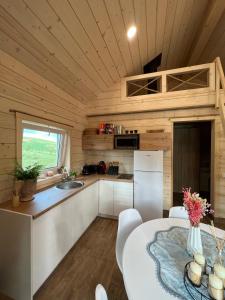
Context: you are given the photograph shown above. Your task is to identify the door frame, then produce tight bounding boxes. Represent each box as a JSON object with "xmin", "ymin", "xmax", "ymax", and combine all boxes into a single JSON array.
[{"xmin": 170, "ymin": 116, "xmax": 217, "ymax": 209}]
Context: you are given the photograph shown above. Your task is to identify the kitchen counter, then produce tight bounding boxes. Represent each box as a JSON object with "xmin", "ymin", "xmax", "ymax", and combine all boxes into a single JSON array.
[{"xmin": 0, "ymin": 174, "xmax": 133, "ymax": 219}]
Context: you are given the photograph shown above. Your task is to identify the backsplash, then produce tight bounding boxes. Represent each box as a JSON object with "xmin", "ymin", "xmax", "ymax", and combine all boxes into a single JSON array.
[{"xmin": 85, "ymin": 150, "xmax": 134, "ymax": 174}]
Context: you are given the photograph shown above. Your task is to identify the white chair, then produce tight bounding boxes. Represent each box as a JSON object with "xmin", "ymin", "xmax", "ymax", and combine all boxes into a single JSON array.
[
  {"xmin": 95, "ymin": 284, "xmax": 108, "ymax": 300},
  {"xmin": 169, "ymin": 206, "xmax": 189, "ymax": 219},
  {"xmin": 116, "ymin": 208, "xmax": 143, "ymax": 273}
]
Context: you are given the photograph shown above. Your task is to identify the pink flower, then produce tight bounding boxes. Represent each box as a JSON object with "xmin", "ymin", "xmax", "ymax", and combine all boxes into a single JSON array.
[{"xmin": 182, "ymin": 187, "xmax": 213, "ymax": 226}]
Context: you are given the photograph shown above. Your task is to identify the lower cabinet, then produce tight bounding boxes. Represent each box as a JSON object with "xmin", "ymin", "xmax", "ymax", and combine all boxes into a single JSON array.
[
  {"xmin": 113, "ymin": 182, "xmax": 134, "ymax": 216},
  {"xmin": 99, "ymin": 180, "xmax": 114, "ymax": 215},
  {"xmin": 99, "ymin": 180, "xmax": 133, "ymax": 217},
  {"xmin": 32, "ymin": 182, "xmax": 98, "ymax": 294}
]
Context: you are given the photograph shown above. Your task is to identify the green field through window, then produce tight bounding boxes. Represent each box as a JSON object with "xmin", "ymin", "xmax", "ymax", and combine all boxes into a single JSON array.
[{"xmin": 22, "ymin": 128, "xmax": 59, "ymax": 169}]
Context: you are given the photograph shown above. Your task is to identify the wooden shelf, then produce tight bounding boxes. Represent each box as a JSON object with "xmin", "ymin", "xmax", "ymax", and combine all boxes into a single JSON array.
[
  {"xmin": 82, "ymin": 134, "xmax": 114, "ymax": 150},
  {"xmin": 139, "ymin": 132, "xmax": 171, "ymax": 150}
]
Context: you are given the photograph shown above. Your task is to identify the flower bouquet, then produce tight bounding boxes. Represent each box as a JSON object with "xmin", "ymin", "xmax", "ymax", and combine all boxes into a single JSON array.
[{"xmin": 183, "ymin": 188, "xmax": 213, "ymax": 255}]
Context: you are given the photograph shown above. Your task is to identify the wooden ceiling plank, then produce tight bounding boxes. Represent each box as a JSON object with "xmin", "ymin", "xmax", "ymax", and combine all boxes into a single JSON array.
[
  {"xmin": 166, "ymin": 0, "xmax": 186, "ymax": 69},
  {"xmin": 156, "ymin": 0, "xmax": 168, "ymax": 57},
  {"xmin": 120, "ymin": 0, "xmax": 142, "ymax": 74},
  {"xmin": 188, "ymin": 0, "xmax": 225, "ymax": 65},
  {"xmin": 48, "ymin": 0, "xmax": 114, "ymax": 89},
  {"xmin": 146, "ymin": 0, "xmax": 157, "ymax": 63},
  {"xmin": 0, "ymin": 28, "xmax": 91, "ymax": 104},
  {"xmin": 180, "ymin": 0, "xmax": 208, "ymax": 67},
  {"xmin": 133, "ymin": 0, "xmax": 148, "ymax": 67},
  {"xmin": 160, "ymin": 0, "xmax": 178, "ymax": 69},
  {"xmin": 104, "ymin": 0, "xmax": 134, "ymax": 75},
  {"xmin": 87, "ymin": 0, "xmax": 127, "ymax": 78},
  {"xmin": 0, "ymin": 0, "xmax": 98, "ymax": 98},
  {"xmin": 200, "ymin": 11, "xmax": 225, "ymax": 68},
  {"xmin": 24, "ymin": 0, "xmax": 103, "ymax": 94},
  {"xmin": 68, "ymin": 0, "xmax": 120, "ymax": 83},
  {"xmin": 169, "ymin": 0, "xmax": 193, "ymax": 68},
  {"xmin": 0, "ymin": 7, "xmax": 92, "ymax": 103}
]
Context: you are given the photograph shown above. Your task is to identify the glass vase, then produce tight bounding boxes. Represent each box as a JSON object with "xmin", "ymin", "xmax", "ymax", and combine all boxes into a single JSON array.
[{"xmin": 187, "ymin": 224, "xmax": 203, "ymax": 256}]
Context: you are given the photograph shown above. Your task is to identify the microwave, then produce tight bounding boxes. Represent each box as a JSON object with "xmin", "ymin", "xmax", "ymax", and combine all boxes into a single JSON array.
[{"xmin": 114, "ymin": 134, "xmax": 139, "ymax": 150}]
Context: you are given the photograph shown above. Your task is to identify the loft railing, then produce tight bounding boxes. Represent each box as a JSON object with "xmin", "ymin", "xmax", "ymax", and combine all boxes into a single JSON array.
[
  {"xmin": 122, "ymin": 59, "xmax": 225, "ymax": 133},
  {"xmin": 215, "ymin": 57, "xmax": 225, "ymax": 134},
  {"xmin": 122, "ymin": 63, "xmax": 215, "ymax": 99}
]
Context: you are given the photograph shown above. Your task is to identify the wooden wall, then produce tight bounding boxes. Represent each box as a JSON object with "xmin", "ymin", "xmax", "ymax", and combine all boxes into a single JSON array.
[
  {"xmin": 87, "ymin": 89, "xmax": 225, "ymax": 216},
  {"xmin": 0, "ymin": 49, "xmax": 87, "ymax": 203}
]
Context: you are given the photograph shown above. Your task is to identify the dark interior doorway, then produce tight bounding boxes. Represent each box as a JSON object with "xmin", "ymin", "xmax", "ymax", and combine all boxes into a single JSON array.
[{"xmin": 173, "ymin": 121, "xmax": 211, "ymax": 206}]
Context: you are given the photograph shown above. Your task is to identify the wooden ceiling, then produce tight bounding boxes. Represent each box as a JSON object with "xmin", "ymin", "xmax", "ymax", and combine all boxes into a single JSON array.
[{"xmin": 0, "ymin": 0, "xmax": 224, "ymax": 103}]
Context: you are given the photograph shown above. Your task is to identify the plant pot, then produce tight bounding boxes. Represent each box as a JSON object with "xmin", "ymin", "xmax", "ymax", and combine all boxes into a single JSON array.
[
  {"xmin": 187, "ymin": 224, "xmax": 203, "ymax": 256},
  {"xmin": 20, "ymin": 179, "xmax": 37, "ymax": 202}
]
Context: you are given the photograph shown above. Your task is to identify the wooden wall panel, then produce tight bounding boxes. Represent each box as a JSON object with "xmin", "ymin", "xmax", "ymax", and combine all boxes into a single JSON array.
[
  {"xmin": 87, "ymin": 89, "xmax": 225, "ymax": 216},
  {"xmin": 214, "ymin": 119, "xmax": 225, "ymax": 218},
  {"xmin": 0, "ymin": 50, "xmax": 87, "ymax": 204}
]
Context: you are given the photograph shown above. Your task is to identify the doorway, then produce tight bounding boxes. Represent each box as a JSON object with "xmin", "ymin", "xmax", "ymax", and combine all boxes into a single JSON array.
[{"xmin": 173, "ymin": 121, "xmax": 211, "ymax": 206}]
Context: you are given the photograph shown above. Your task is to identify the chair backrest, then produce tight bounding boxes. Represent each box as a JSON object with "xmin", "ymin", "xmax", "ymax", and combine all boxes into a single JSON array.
[
  {"xmin": 95, "ymin": 284, "xmax": 108, "ymax": 300},
  {"xmin": 116, "ymin": 208, "xmax": 143, "ymax": 273},
  {"xmin": 169, "ymin": 206, "xmax": 189, "ymax": 219}
]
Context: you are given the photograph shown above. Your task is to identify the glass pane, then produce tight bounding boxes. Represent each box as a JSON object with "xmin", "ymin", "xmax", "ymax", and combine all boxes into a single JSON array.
[{"xmin": 22, "ymin": 128, "xmax": 59, "ymax": 169}]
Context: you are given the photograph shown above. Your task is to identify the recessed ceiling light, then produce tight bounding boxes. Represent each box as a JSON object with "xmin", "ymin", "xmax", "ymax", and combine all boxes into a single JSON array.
[{"xmin": 127, "ymin": 25, "xmax": 137, "ymax": 39}]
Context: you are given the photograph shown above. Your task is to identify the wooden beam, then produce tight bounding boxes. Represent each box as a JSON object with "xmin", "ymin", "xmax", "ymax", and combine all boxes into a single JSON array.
[{"xmin": 188, "ymin": 0, "xmax": 225, "ymax": 65}]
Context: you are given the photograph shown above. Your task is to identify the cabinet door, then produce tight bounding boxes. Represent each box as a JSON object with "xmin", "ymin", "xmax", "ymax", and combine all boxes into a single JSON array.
[
  {"xmin": 99, "ymin": 180, "xmax": 114, "ymax": 215},
  {"xmin": 139, "ymin": 132, "xmax": 171, "ymax": 150},
  {"xmin": 32, "ymin": 198, "xmax": 73, "ymax": 293},
  {"xmin": 113, "ymin": 182, "xmax": 133, "ymax": 216},
  {"xmin": 82, "ymin": 134, "xmax": 114, "ymax": 150},
  {"xmin": 71, "ymin": 182, "xmax": 99, "ymax": 243}
]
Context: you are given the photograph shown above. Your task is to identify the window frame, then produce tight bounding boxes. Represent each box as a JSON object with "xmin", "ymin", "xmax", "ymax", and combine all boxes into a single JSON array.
[{"xmin": 16, "ymin": 113, "xmax": 71, "ymax": 190}]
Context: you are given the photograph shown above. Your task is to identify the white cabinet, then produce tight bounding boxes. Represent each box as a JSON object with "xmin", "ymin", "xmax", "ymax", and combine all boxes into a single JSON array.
[
  {"xmin": 99, "ymin": 180, "xmax": 133, "ymax": 217},
  {"xmin": 99, "ymin": 180, "xmax": 114, "ymax": 215},
  {"xmin": 72, "ymin": 182, "xmax": 98, "ymax": 242},
  {"xmin": 113, "ymin": 182, "xmax": 134, "ymax": 216},
  {"xmin": 32, "ymin": 183, "xmax": 98, "ymax": 294},
  {"xmin": 32, "ymin": 197, "xmax": 74, "ymax": 293}
]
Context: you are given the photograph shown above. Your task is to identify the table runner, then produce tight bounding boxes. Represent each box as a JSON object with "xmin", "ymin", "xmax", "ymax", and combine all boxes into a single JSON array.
[{"xmin": 146, "ymin": 226, "xmax": 225, "ymax": 299}]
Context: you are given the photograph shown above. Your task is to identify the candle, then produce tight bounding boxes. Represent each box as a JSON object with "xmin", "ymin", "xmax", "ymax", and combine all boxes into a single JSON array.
[
  {"xmin": 214, "ymin": 263, "xmax": 225, "ymax": 288},
  {"xmin": 188, "ymin": 261, "xmax": 202, "ymax": 286},
  {"xmin": 208, "ymin": 274, "xmax": 223, "ymax": 300},
  {"xmin": 194, "ymin": 253, "xmax": 206, "ymax": 272}
]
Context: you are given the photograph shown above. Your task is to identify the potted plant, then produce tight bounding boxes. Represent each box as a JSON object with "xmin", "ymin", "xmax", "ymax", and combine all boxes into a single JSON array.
[
  {"xmin": 69, "ymin": 170, "xmax": 77, "ymax": 180},
  {"xmin": 14, "ymin": 163, "xmax": 42, "ymax": 202}
]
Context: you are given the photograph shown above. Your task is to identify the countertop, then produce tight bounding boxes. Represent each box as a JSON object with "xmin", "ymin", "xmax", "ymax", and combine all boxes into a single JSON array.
[{"xmin": 0, "ymin": 174, "xmax": 133, "ymax": 219}]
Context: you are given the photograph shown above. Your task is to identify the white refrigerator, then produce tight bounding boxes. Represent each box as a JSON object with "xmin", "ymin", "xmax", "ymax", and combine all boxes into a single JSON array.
[{"xmin": 134, "ymin": 151, "xmax": 163, "ymax": 221}]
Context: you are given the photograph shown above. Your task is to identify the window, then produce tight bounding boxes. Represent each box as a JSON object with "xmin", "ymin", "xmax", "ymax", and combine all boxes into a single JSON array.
[
  {"xmin": 22, "ymin": 128, "xmax": 60, "ymax": 169},
  {"xmin": 16, "ymin": 113, "xmax": 70, "ymax": 183},
  {"xmin": 20, "ymin": 120, "xmax": 69, "ymax": 174}
]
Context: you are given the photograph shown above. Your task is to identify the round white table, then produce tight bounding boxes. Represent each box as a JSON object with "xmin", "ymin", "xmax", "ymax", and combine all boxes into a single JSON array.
[{"xmin": 122, "ymin": 218, "xmax": 225, "ymax": 300}]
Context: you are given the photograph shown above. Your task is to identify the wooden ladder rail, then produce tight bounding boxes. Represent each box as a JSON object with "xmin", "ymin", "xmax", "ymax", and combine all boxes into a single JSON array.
[{"xmin": 215, "ymin": 57, "xmax": 225, "ymax": 134}]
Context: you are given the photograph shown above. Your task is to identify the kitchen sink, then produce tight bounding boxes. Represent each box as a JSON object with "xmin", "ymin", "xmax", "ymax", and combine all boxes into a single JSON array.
[{"xmin": 56, "ymin": 181, "xmax": 84, "ymax": 190}]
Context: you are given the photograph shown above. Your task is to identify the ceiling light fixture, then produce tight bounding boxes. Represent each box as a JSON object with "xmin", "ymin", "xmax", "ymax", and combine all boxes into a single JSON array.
[{"xmin": 127, "ymin": 25, "xmax": 137, "ymax": 39}]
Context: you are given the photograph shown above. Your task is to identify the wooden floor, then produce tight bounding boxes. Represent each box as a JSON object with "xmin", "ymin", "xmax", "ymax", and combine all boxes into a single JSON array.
[{"xmin": 34, "ymin": 217, "xmax": 127, "ymax": 300}]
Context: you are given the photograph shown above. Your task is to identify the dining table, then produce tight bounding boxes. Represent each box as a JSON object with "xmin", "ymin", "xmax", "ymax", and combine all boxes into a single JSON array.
[{"xmin": 122, "ymin": 218, "xmax": 225, "ymax": 300}]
